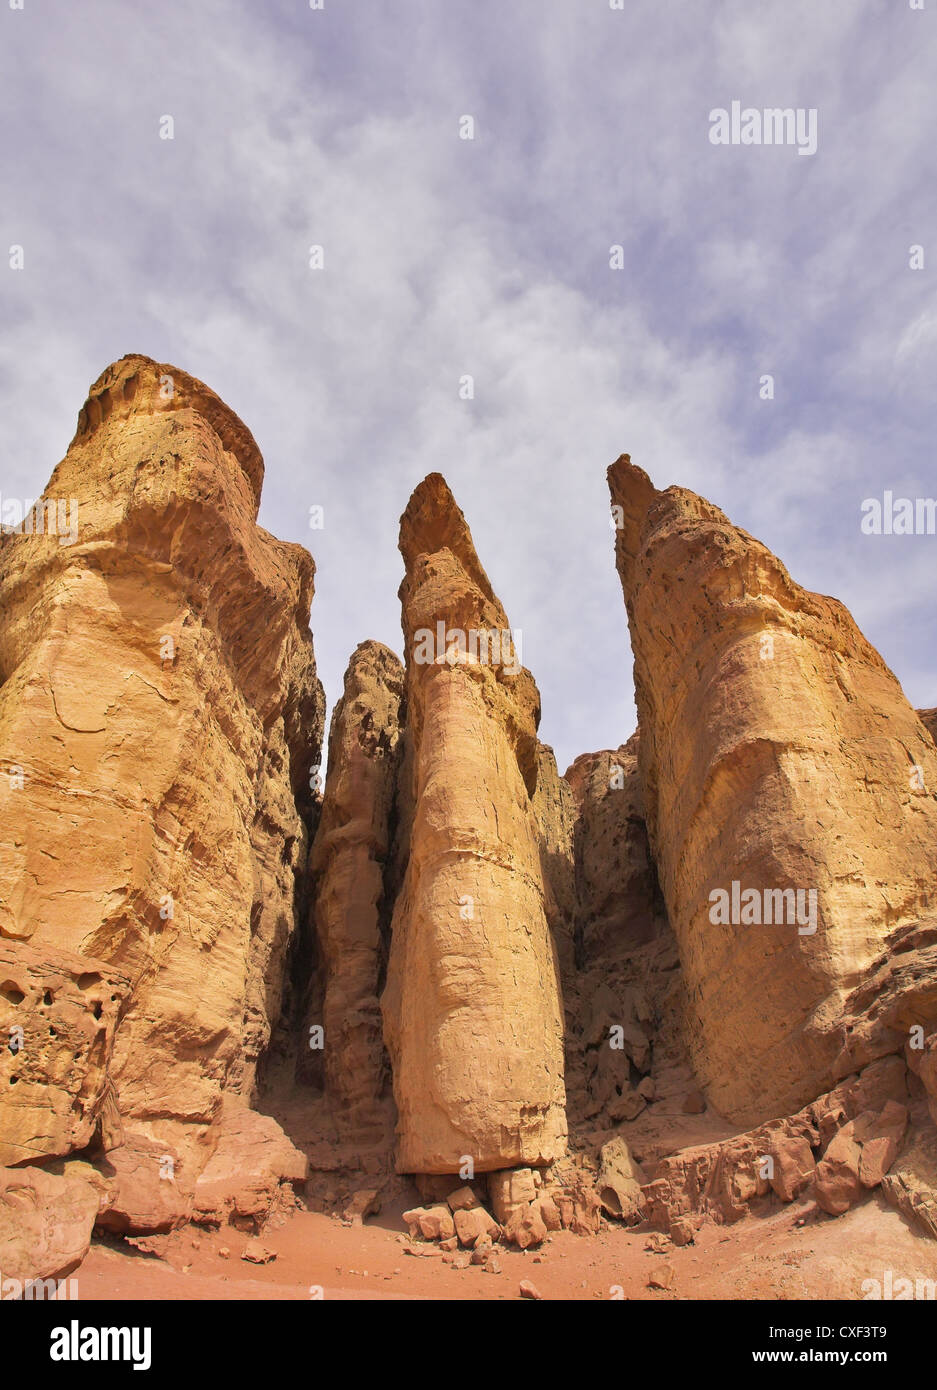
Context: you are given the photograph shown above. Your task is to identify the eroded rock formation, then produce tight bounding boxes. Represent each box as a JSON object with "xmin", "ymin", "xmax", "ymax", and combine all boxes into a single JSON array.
[
  {"xmin": 381, "ymin": 474, "xmax": 567, "ymax": 1173},
  {"xmin": 2, "ymin": 382, "xmax": 936, "ymax": 1284},
  {"xmin": 303, "ymin": 640, "xmax": 404, "ymax": 1143},
  {"xmin": 0, "ymin": 939, "xmax": 129, "ymax": 1167},
  {"xmin": 0, "ymin": 356, "xmax": 324, "ymax": 1187},
  {"xmin": 641, "ymin": 1056, "xmax": 909, "ymax": 1238},
  {"xmin": 608, "ymin": 454, "xmax": 937, "ymax": 1126}
]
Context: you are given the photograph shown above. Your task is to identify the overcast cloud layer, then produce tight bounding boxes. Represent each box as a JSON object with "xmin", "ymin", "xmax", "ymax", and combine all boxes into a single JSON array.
[{"xmin": 1, "ymin": 0, "xmax": 935, "ymax": 772}]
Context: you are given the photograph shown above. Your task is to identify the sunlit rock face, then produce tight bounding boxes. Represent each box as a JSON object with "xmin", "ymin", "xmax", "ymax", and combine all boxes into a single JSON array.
[
  {"xmin": 608, "ymin": 454, "xmax": 937, "ymax": 1126},
  {"xmin": 0, "ymin": 355, "xmax": 325, "ymax": 1168},
  {"xmin": 381, "ymin": 474, "xmax": 567, "ymax": 1174}
]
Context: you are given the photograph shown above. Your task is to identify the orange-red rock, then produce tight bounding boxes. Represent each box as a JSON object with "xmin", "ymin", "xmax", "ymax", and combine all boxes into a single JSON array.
[
  {"xmin": 918, "ymin": 708, "xmax": 937, "ymax": 744},
  {"xmin": 0, "ymin": 939, "xmax": 129, "ymax": 1167},
  {"xmin": 0, "ymin": 1162, "xmax": 103, "ymax": 1283}
]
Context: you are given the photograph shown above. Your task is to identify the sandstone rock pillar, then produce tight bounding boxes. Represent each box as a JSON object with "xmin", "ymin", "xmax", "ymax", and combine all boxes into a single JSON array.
[
  {"xmin": 305, "ymin": 640, "xmax": 404, "ymax": 1141},
  {"xmin": 0, "ymin": 356, "xmax": 324, "ymax": 1166},
  {"xmin": 381, "ymin": 475, "xmax": 566, "ymax": 1173},
  {"xmin": 608, "ymin": 454, "xmax": 937, "ymax": 1125}
]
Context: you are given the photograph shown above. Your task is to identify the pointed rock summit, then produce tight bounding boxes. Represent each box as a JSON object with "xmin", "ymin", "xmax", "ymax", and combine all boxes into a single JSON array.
[{"xmin": 382, "ymin": 474, "xmax": 567, "ymax": 1173}]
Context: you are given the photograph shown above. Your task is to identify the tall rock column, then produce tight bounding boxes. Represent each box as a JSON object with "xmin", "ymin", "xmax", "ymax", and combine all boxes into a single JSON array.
[
  {"xmin": 0, "ymin": 355, "xmax": 324, "ymax": 1167},
  {"xmin": 608, "ymin": 455, "xmax": 937, "ymax": 1126},
  {"xmin": 305, "ymin": 640, "xmax": 404, "ymax": 1143},
  {"xmin": 381, "ymin": 474, "xmax": 566, "ymax": 1174}
]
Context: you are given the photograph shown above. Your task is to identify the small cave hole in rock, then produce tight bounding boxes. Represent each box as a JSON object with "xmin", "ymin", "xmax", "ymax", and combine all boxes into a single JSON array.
[{"xmin": 0, "ymin": 982, "xmax": 25, "ymax": 1006}]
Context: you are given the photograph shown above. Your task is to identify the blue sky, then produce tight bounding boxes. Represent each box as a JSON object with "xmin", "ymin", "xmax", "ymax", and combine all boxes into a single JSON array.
[{"xmin": 2, "ymin": 0, "xmax": 935, "ymax": 771}]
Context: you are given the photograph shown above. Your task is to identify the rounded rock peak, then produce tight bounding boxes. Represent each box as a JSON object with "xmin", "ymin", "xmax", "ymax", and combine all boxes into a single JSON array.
[{"xmin": 73, "ymin": 354, "xmax": 265, "ymax": 511}]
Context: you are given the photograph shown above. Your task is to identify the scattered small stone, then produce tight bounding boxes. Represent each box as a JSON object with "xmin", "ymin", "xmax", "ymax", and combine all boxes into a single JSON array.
[
  {"xmin": 519, "ymin": 1279, "xmax": 542, "ymax": 1300},
  {"xmin": 648, "ymin": 1263, "xmax": 675, "ymax": 1291},
  {"xmin": 241, "ymin": 1240, "xmax": 276, "ymax": 1265},
  {"xmin": 218, "ymin": 1247, "xmax": 230, "ymax": 1259}
]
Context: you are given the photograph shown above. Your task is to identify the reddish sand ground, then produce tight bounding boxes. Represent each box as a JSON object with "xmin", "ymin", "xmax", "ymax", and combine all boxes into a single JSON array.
[{"xmin": 74, "ymin": 1189, "xmax": 937, "ymax": 1302}]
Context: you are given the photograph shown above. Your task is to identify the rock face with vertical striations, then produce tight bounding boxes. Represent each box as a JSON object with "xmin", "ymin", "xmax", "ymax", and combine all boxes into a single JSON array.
[
  {"xmin": 304, "ymin": 639, "xmax": 404, "ymax": 1143},
  {"xmin": 381, "ymin": 474, "xmax": 567, "ymax": 1174},
  {"xmin": 531, "ymin": 742, "xmax": 578, "ymax": 980},
  {"xmin": 607, "ymin": 454, "xmax": 937, "ymax": 1127},
  {"xmin": 0, "ymin": 355, "xmax": 325, "ymax": 1171}
]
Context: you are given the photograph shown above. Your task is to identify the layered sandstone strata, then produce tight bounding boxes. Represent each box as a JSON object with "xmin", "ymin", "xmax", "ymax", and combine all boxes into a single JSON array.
[
  {"xmin": 0, "ymin": 355, "xmax": 324, "ymax": 1169},
  {"xmin": 381, "ymin": 474, "xmax": 567, "ymax": 1173},
  {"xmin": 642, "ymin": 1056, "xmax": 909, "ymax": 1236},
  {"xmin": 304, "ymin": 640, "xmax": 404, "ymax": 1141},
  {"xmin": 608, "ymin": 455, "xmax": 937, "ymax": 1125}
]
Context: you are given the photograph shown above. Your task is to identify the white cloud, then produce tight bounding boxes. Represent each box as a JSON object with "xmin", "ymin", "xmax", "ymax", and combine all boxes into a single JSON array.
[{"xmin": 1, "ymin": 0, "xmax": 934, "ymax": 770}]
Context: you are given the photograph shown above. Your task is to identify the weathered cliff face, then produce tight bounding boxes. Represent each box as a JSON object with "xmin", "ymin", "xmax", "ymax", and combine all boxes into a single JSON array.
[
  {"xmin": 566, "ymin": 734, "xmax": 666, "ymax": 962},
  {"xmin": 304, "ymin": 640, "xmax": 404, "ymax": 1144},
  {"xmin": 0, "ymin": 355, "xmax": 324, "ymax": 1171},
  {"xmin": 554, "ymin": 735, "xmax": 694, "ymax": 1140},
  {"xmin": 607, "ymin": 454, "xmax": 937, "ymax": 1126},
  {"xmin": 4, "ymin": 386, "xmax": 935, "ymax": 1283},
  {"xmin": 0, "ymin": 940, "xmax": 129, "ymax": 1167},
  {"xmin": 919, "ymin": 709, "xmax": 937, "ymax": 745},
  {"xmin": 381, "ymin": 474, "xmax": 567, "ymax": 1174},
  {"xmin": 531, "ymin": 742, "xmax": 577, "ymax": 978}
]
